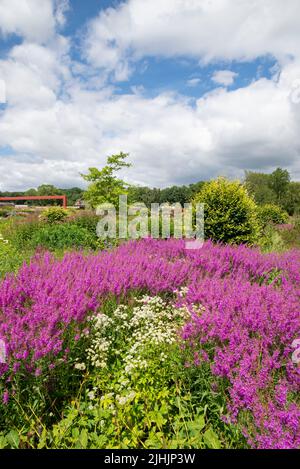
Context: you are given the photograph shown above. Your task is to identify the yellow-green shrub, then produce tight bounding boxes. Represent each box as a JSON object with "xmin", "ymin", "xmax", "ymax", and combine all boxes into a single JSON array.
[{"xmin": 193, "ymin": 178, "xmax": 260, "ymax": 245}]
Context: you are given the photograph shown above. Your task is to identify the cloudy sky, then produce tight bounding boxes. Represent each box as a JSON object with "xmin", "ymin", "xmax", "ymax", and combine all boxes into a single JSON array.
[{"xmin": 0, "ymin": 0, "xmax": 300, "ymax": 191}]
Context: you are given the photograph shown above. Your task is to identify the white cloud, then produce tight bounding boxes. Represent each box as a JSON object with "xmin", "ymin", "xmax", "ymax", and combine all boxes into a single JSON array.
[
  {"xmin": 1, "ymin": 0, "xmax": 300, "ymax": 190},
  {"xmin": 1, "ymin": 61, "xmax": 300, "ymax": 190},
  {"xmin": 187, "ymin": 78, "xmax": 201, "ymax": 87},
  {"xmin": 0, "ymin": 78, "xmax": 6, "ymax": 103},
  {"xmin": 0, "ymin": 0, "xmax": 69, "ymax": 43},
  {"xmin": 84, "ymin": 0, "xmax": 300, "ymax": 78},
  {"xmin": 212, "ymin": 70, "xmax": 238, "ymax": 87}
]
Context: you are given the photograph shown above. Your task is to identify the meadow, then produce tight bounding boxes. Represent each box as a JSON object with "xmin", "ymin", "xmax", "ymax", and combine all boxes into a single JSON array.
[{"xmin": 0, "ymin": 181, "xmax": 300, "ymax": 450}]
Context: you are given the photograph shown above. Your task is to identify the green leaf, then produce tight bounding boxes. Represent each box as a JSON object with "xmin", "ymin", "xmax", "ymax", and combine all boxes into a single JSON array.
[
  {"xmin": 6, "ymin": 430, "xmax": 20, "ymax": 449},
  {"xmin": 203, "ymin": 428, "xmax": 221, "ymax": 449}
]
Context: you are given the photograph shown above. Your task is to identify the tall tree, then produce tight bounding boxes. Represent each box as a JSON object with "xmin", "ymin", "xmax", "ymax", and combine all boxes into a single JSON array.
[
  {"xmin": 269, "ymin": 168, "xmax": 290, "ymax": 204},
  {"xmin": 81, "ymin": 152, "xmax": 131, "ymax": 208},
  {"xmin": 244, "ymin": 171, "xmax": 276, "ymax": 205}
]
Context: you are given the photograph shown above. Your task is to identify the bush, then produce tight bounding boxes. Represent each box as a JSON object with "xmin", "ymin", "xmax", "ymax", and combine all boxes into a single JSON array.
[
  {"xmin": 256, "ymin": 204, "xmax": 289, "ymax": 227},
  {"xmin": 0, "ymin": 241, "xmax": 26, "ymax": 277},
  {"xmin": 193, "ymin": 178, "xmax": 260, "ymax": 244},
  {"xmin": 40, "ymin": 207, "xmax": 69, "ymax": 224},
  {"xmin": 258, "ymin": 225, "xmax": 285, "ymax": 253},
  {"xmin": 0, "ymin": 206, "xmax": 14, "ymax": 218},
  {"xmin": 71, "ymin": 213, "xmax": 99, "ymax": 235},
  {"xmin": 30, "ymin": 223, "xmax": 98, "ymax": 250}
]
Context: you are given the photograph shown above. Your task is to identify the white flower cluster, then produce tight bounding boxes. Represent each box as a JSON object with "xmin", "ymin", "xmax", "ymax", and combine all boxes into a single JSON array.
[
  {"xmin": 87, "ymin": 313, "xmax": 114, "ymax": 369},
  {"xmin": 78, "ymin": 294, "xmax": 194, "ymax": 409},
  {"xmin": 122, "ymin": 296, "xmax": 190, "ymax": 375},
  {"xmin": 83, "ymin": 295, "xmax": 190, "ymax": 375}
]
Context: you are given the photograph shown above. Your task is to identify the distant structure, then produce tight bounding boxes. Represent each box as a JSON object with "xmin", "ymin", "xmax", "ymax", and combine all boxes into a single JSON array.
[
  {"xmin": 0, "ymin": 202, "xmax": 14, "ymax": 207},
  {"xmin": 74, "ymin": 199, "xmax": 85, "ymax": 209},
  {"xmin": 0, "ymin": 195, "xmax": 67, "ymax": 208}
]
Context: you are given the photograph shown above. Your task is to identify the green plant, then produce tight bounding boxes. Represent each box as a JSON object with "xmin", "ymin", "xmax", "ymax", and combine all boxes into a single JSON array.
[
  {"xmin": 40, "ymin": 207, "xmax": 69, "ymax": 224},
  {"xmin": 0, "ymin": 240, "xmax": 27, "ymax": 278},
  {"xmin": 193, "ymin": 178, "xmax": 260, "ymax": 245},
  {"xmin": 81, "ymin": 152, "xmax": 131, "ymax": 209},
  {"xmin": 258, "ymin": 226, "xmax": 285, "ymax": 253},
  {"xmin": 0, "ymin": 206, "xmax": 14, "ymax": 218},
  {"xmin": 256, "ymin": 204, "xmax": 288, "ymax": 227},
  {"xmin": 30, "ymin": 223, "xmax": 98, "ymax": 250}
]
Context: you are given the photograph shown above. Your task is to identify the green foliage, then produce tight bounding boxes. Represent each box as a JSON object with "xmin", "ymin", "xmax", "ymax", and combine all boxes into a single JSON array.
[
  {"xmin": 40, "ymin": 207, "xmax": 69, "ymax": 224},
  {"xmin": 0, "ymin": 240, "xmax": 26, "ymax": 278},
  {"xmin": 269, "ymin": 168, "xmax": 290, "ymax": 204},
  {"xmin": 0, "ymin": 294, "xmax": 244, "ymax": 449},
  {"xmin": 0, "ymin": 206, "xmax": 14, "ymax": 218},
  {"xmin": 281, "ymin": 182, "xmax": 300, "ymax": 215},
  {"xmin": 37, "ymin": 296, "xmax": 243, "ymax": 449},
  {"xmin": 258, "ymin": 225, "xmax": 285, "ymax": 253},
  {"xmin": 30, "ymin": 224, "xmax": 98, "ymax": 250},
  {"xmin": 81, "ymin": 152, "xmax": 131, "ymax": 209},
  {"xmin": 244, "ymin": 171, "xmax": 276, "ymax": 205},
  {"xmin": 71, "ymin": 213, "xmax": 99, "ymax": 234},
  {"xmin": 128, "ymin": 182, "xmax": 205, "ymax": 208},
  {"xmin": 256, "ymin": 204, "xmax": 289, "ymax": 227},
  {"xmin": 194, "ymin": 177, "xmax": 260, "ymax": 245},
  {"xmin": 245, "ymin": 168, "xmax": 300, "ymax": 216}
]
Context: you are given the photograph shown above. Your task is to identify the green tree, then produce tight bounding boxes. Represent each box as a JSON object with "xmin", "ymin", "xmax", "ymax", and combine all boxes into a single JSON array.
[
  {"xmin": 244, "ymin": 171, "xmax": 276, "ymax": 205},
  {"xmin": 269, "ymin": 168, "xmax": 290, "ymax": 205},
  {"xmin": 281, "ymin": 181, "xmax": 300, "ymax": 215},
  {"xmin": 194, "ymin": 177, "xmax": 260, "ymax": 245},
  {"xmin": 81, "ymin": 152, "xmax": 131, "ymax": 208}
]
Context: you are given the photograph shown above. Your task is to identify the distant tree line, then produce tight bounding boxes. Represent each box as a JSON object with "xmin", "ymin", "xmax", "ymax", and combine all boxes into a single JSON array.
[
  {"xmin": 1, "ymin": 167, "xmax": 300, "ymax": 214},
  {"xmin": 244, "ymin": 168, "xmax": 300, "ymax": 215},
  {"xmin": 0, "ymin": 185, "xmax": 84, "ymax": 206}
]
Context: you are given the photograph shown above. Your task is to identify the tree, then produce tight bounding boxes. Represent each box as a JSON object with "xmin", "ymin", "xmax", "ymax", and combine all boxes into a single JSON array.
[
  {"xmin": 269, "ymin": 168, "xmax": 290, "ymax": 205},
  {"xmin": 281, "ymin": 182, "xmax": 300, "ymax": 215},
  {"xmin": 194, "ymin": 177, "xmax": 260, "ymax": 245},
  {"xmin": 244, "ymin": 171, "xmax": 276, "ymax": 205},
  {"xmin": 36, "ymin": 184, "xmax": 62, "ymax": 206},
  {"xmin": 81, "ymin": 152, "xmax": 131, "ymax": 208}
]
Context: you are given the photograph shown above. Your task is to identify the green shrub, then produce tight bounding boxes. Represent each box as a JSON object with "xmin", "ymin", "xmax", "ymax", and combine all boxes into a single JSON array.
[
  {"xmin": 30, "ymin": 223, "xmax": 98, "ymax": 250},
  {"xmin": 256, "ymin": 204, "xmax": 289, "ymax": 227},
  {"xmin": 71, "ymin": 213, "xmax": 99, "ymax": 235},
  {"xmin": 0, "ymin": 241, "xmax": 27, "ymax": 277},
  {"xmin": 40, "ymin": 207, "xmax": 69, "ymax": 224},
  {"xmin": 4, "ymin": 219, "xmax": 41, "ymax": 249},
  {"xmin": 258, "ymin": 225, "xmax": 285, "ymax": 253},
  {"xmin": 0, "ymin": 206, "xmax": 14, "ymax": 218},
  {"xmin": 193, "ymin": 178, "xmax": 260, "ymax": 245}
]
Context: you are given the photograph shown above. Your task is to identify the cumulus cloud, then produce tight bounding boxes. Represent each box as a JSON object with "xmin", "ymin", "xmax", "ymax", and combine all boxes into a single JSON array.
[
  {"xmin": 84, "ymin": 0, "xmax": 300, "ymax": 78},
  {"xmin": 0, "ymin": 0, "xmax": 69, "ymax": 43},
  {"xmin": 1, "ymin": 0, "xmax": 300, "ymax": 190},
  {"xmin": 212, "ymin": 70, "xmax": 238, "ymax": 87}
]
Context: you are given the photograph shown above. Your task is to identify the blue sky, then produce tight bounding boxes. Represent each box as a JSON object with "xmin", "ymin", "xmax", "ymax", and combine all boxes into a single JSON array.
[{"xmin": 0, "ymin": 0, "xmax": 300, "ymax": 190}]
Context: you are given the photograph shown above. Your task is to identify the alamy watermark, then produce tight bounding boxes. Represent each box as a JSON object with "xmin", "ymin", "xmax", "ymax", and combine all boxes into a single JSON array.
[
  {"xmin": 0, "ymin": 339, "xmax": 6, "ymax": 364},
  {"xmin": 292, "ymin": 338, "xmax": 300, "ymax": 365},
  {"xmin": 96, "ymin": 195, "xmax": 204, "ymax": 250}
]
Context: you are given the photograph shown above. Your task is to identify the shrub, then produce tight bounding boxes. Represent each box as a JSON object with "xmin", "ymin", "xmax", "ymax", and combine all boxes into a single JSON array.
[
  {"xmin": 0, "ymin": 206, "xmax": 14, "ymax": 218},
  {"xmin": 4, "ymin": 219, "xmax": 41, "ymax": 249},
  {"xmin": 193, "ymin": 178, "xmax": 260, "ymax": 244},
  {"xmin": 71, "ymin": 213, "xmax": 99, "ymax": 235},
  {"xmin": 40, "ymin": 207, "xmax": 69, "ymax": 224},
  {"xmin": 30, "ymin": 223, "xmax": 98, "ymax": 250},
  {"xmin": 258, "ymin": 225, "xmax": 285, "ymax": 253},
  {"xmin": 0, "ymin": 241, "xmax": 26, "ymax": 278},
  {"xmin": 256, "ymin": 204, "xmax": 289, "ymax": 227}
]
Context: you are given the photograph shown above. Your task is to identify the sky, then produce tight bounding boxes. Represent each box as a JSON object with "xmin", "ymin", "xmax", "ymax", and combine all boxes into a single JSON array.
[{"xmin": 0, "ymin": 0, "xmax": 300, "ymax": 191}]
